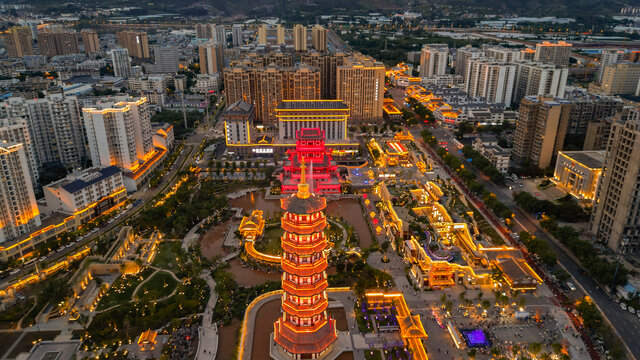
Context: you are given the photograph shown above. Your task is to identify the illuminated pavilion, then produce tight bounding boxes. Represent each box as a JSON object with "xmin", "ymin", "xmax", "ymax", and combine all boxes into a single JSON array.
[
  {"xmin": 273, "ymin": 161, "xmax": 337, "ymax": 359},
  {"xmin": 280, "ymin": 128, "xmax": 341, "ymax": 195}
]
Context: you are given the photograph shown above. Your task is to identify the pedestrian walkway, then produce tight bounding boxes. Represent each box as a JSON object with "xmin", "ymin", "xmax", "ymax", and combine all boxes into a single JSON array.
[{"xmin": 196, "ymin": 271, "xmax": 218, "ymax": 360}]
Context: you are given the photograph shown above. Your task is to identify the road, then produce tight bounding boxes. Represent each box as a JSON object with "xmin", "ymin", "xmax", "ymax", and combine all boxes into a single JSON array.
[{"xmin": 425, "ymin": 126, "xmax": 640, "ymax": 359}]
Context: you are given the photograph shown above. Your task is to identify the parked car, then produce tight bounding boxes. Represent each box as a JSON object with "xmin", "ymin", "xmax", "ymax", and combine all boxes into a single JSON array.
[
  {"xmin": 629, "ymin": 307, "xmax": 636, "ymax": 314},
  {"xmin": 567, "ymin": 282, "xmax": 577, "ymax": 291},
  {"xmin": 621, "ymin": 303, "xmax": 628, "ymax": 310}
]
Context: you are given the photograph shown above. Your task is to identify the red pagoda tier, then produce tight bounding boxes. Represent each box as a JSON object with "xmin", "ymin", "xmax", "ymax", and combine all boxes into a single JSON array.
[
  {"xmin": 274, "ymin": 162, "xmax": 337, "ymax": 359},
  {"xmin": 280, "ymin": 128, "xmax": 341, "ymax": 195}
]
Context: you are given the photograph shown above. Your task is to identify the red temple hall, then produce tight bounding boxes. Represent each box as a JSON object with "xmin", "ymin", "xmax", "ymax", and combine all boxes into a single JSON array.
[
  {"xmin": 274, "ymin": 162, "xmax": 337, "ymax": 359},
  {"xmin": 280, "ymin": 128, "xmax": 341, "ymax": 195}
]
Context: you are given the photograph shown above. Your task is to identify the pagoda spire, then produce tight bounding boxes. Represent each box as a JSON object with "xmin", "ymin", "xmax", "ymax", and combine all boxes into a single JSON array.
[{"xmin": 297, "ymin": 159, "xmax": 310, "ymax": 199}]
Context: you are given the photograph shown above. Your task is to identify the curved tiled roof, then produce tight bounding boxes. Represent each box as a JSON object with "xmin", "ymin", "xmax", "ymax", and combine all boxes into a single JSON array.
[{"xmin": 281, "ymin": 193, "xmax": 326, "ymax": 214}]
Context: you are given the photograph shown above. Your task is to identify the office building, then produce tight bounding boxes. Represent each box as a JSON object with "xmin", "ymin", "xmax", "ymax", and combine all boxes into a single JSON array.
[
  {"xmin": 311, "ymin": 25, "xmax": 327, "ymax": 52},
  {"xmin": 43, "ymin": 166, "xmax": 126, "ymax": 222},
  {"xmin": 465, "ymin": 59, "xmax": 516, "ymax": 106},
  {"xmin": 0, "ymin": 118, "xmax": 38, "ymax": 185},
  {"xmin": 153, "ymin": 46, "xmax": 180, "ymax": 73},
  {"xmin": 0, "ymin": 142, "xmax": 41, "ymax": 243},
  {"xmin": 419, "ymin": 44, "xmax": 448, "ymax": 77},
  {"xmin": 111, "ymin": 48, "xmax": 132, "ymax": 79},
  {"xmin": 513, "ymin": 61, "xmax": 568, "ymax": 104},
  {"xmin": 224, "ymin": 64, "xmax": 321, "ymax": 124},
  {"xmin": 80, "ymin": 30, "xmax": 100, "ymax": 53},
  {"xmin": 223, "ymin": 100, "xmax": 254, "ymax": 145},
  {"xmin": 82, "ymin": 97, "xmax": 153, "ymax": 173},
  {"xmin": 277, "ymin": 100, "xmax": 349, "ymax": 140},
  {"xmin": 512, "ymin": 95, "xmax": 572, "ymax": 169},
  {"xmin": 455, "ymin": 45, "xmax": 484, "ymax": 77},
  {"xmin": 337, "ymin": 58, "xmax": 385, "ymax": 122},
  {"xmin": 590, "ymin": 107, "xmax": 640, "ymax": 253},
  {"xmin": 37, "ymin": 32, "xmax": 79, "ymax": 56},
  {"xmin": 553, "ymin": 150, "xmax": 604, "ymax": 201},
  {"xmin": 534, "ymin": 41, "xmax": 572, "ymax": 66},
  {"xmin": 232, "ymin": 24, "xmax": 243, "ymax": 47},
  {"xmin": 116, "ymin": 31, "xmax": 150, "ymax": 58},
  {"xmin": 199, "ymin": 42, "xmax": 224, "ymax": 74},
  {"xmin": 1, "ymin": 26, "xmax": 33, "ymax": 58},
  {"xmin": 257, "ymin": 25, "xmax": 267, "ymax": 45},
  {"xmin": 564, "ymin": 90, "xmax": 622, "ymax": 137},
  {"xmin": 598, "ymin": 49, "xmax": 624, "ymax": 83},
  {"xmin": 598, "ymin": 62, "xmax": 640, "ymax": 95},
  {"xmin": 301, "ymin": 52, "xmax": 346, "ymax": 99},
  {"xmin": 276, "ymin": 24, "xmax": 285, "ymax": 45},
  {"xmin": 293, "ymin": 24, "xmax": 307, "ymax": 52},
  {"xmin": 0, "ymin": 94, "xmax": 87, "ymax": 170}
]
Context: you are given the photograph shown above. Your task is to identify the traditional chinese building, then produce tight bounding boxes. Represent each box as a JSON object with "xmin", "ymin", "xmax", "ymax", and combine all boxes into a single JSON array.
[
  {"xmin": 280, "ymin": 128, "xmax": 341, "ymax": 195},
  {"xmin": 273, "ymin": 162, "xmax": 337, "ymax": 359}
]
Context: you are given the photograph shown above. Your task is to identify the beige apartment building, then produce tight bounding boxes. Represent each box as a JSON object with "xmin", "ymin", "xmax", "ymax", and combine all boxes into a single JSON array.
[
  {"xmin": 80, "ymin": 29, "xmax": 100, "ymax": 53},
  {"xmin": 311, "ymin": 25, "xmax": 327, "ymax": 52},
  {"xmin": 1, "ymin": 26, "xmax": 33, "ymax": 58},
  {"xmin": 597, "ymin": 62, "xmax": 640, "ymax": 95},
  {"xmin": 465, "ymin": 58, "xmax": 516, "ymax": 106},
  {"xmin": 590, "ymin": 107, "xmax": 640, "ymax": 253},
  {"xmin": 336, "ymin": 58, "xmax": 385, "ymax": 122},
  {"xmin": 257, "ymin": 25, "xmax": 267, "ymax": 45},
  {"xmin": 199, "ymin": 42, "xmax": 225, "ymax": 74},
  {"xmin": 513, "ymin": 61, "xmax": 568, "ymax": 104},
  {"xmin": 116, "ymin": 31, "xmax": 150, "ymax": 58},
  {"xmin": 534, "ymin": 41, "xmax": 572, "ymax": 66},
  {"xmin": 293, "ymin": 24, "xmax": 307, "ymax": 51},
  {"xmin": 419, "ymin": 44, "xmax": 448, "ymax": 77},
  {"xmin": 301, "ymin": 52, "xmax": 346, "ymax": 99},
  {"xmin": 512, "ymin": 95, "xmax": 572, "ymax": 169},
  {"xmin": 37, "ymin": 32, "xmax": 79, "ymax": 56}
]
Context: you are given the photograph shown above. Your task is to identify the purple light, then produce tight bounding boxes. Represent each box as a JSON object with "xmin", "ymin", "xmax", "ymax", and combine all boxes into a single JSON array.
[{"xmin": 461, "ymin": 328, "xmax": 490, "ymax": 348}]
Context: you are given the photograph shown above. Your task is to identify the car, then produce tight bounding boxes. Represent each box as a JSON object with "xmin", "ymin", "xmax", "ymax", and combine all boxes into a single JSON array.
[
  {"xmin": 9, "ymin": 268, "xmax": 20, "ymax": 275},
  {"xmin": 65, "ymin": 243, "xmax": 73, "ymax": 249},
  {"xmin": 77, "ymin": 236, "xmax": 84, "ymax": 241},
  {"xmin": 56, "ymin": 247, "xmax": 65, "ymax": 253},
  {"xmin": 629, "ymin": 307, "xmax": 636, "ymax": 314},
  {"xmin": 38, "ymin": 256, "xmax": 46, "ymax": 262},
  {"xmin": 567, "ymin": 282, "xmax": 577, "ymax": 291},
  {"xmin": 621, "ymin": 303, "xmax": 628, "ymax": 310}
]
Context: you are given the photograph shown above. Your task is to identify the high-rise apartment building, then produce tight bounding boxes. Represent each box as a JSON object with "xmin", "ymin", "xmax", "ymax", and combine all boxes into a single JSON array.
[
  {"xmin": 116, "ymin": 31, "xmax": 150, "ymax": 58},
  {"xmin": 80, "ymin": 29, "xmax": 100, "ymax": 53},
  {"xmin": 199, "ymin": 42, "xmax": 224, "ymax": 74},
  {"xmin": 257, "ymin": 25, "xmax": 267, "ymax": 45},
  {"xmin": 0, "ymin": 118, "xmax": 38, "ymax": 186},
  {"xmin": 213, "ymin": 25, "xmax": 226, "ymax": 46},
  {"xmin": 563, "ymin": 90, "xmax": 623, "ymax": 137},
  {"xmin": 590, "ymin": 107, "xmax": 640, "ymax": 253},
  {"xmin": 301, "ymin": 52, "xmax": 346, "ymax": 99},
  {"xmin": 598, "ymin": 49, "xmax": 624, "ymax": 83},
  {"xmin": 465, "ymin": 58, "xmax": 516, "ymax": 106},
  {"xmin": 420, "ymin": 44, "xmax": 448, "ymax": 77},
  {"xmin": 224, "ymin": 64, "xmax": 321, "ymax": 124},
  {"xmin": 0, "ymin": 142, "xmax": 41, "ymax": 243},
  {"xmin": 196, "ymin": 23, "xmax": 213, "ymax": 39},
  {"xmin": 232, "ymin": 24, "xmax": 243, "ymax": 47},
  {"xmin": 154, "ymin": 46, "xmax": 180, "ymax": 73},
  {"xmin": 485, "ymin": 46, "xmax": 521, "ymax": 63},
  {"xmin": 311, "ymin": 25, "xmax": 327, "ymax": 52},
  {"xmin": 37, "ymin": 32, "xmax": 79, "ymax": 56},
  {"xmin": 111, "ymin": 48, "xmax": 132, "ymax": 79},
  {"xmin": 512, "ymin": 95, "xmax": 572, "ymax": 169},
  {"xmin": 82, "ymin": 97, "xmax": 153, "ymax": 173},
  {"xmin": 598, "ymin": 62, "xmax": 640, "ymax": 95},
  {"xmin": 534, "ymin": 41, "xmax": 572, "ymax": 66},
  {"xmin": 1, "ymin": 26, "xmax": 34, "ymax": 58},
  {"xmin": 520, "ymin": 48, "xmax": 536, "ymax": 60},
  {"xmin": 0, "ymin": 94, "xmax": 87, "ymax": 170},
  {"xmin": 336, "ymin": 58, "xmax": 385, "ymax": 122},
  {"xmin": 513, "ymin": 61, "xmax": 568, "ymax": 104},
  {"xmin": 276, "ymin": 24, "xmax": 285, "ymax": 45},
  {"xmin": 293, "ymin": 24, "xmax": 307, "ymax": 52},
  {"xmin": 455, "ymin": 45, "xmax": 484, "ymax": 77}
]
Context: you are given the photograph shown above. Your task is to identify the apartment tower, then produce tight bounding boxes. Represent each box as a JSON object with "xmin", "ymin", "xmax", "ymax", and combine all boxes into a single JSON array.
[
  {"xmin": 419, "ymin": 44, "xmax": 448, "ymax": 77},
  {"xmin": 116, "ymin": 31, "xmax": 150, "ymax": 58}
]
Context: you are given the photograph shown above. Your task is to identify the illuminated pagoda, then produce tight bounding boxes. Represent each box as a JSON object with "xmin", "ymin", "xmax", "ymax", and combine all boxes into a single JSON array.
[
  {"xmin": 273, "ymin": 161, "xmax": 337, "ymax": 359},
  {"xmin": 280, "ymin": 128, "xmax": 341, "ymax": 195}
]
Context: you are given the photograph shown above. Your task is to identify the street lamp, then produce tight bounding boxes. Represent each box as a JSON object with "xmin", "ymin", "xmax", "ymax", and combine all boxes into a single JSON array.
[{"xmin": 610, "ymin": 237, "xmax": 628, "ymax": 296}]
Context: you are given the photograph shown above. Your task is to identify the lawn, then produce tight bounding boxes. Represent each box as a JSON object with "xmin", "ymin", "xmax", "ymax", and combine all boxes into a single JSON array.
[
  {"xmin": 0, "ymin": 298, "xmax": 34, "ymax": 329},
  {"xmin": 134, "ymin": 271, "xmax": 178, "ymax": 301},
  {"xmin": 96, "ymin": 267, "xmax": 154, "ymax": 311},
  {"xmin": 152, "ymin": 241, "xmax": 189, "ymax": 275},
  {"xmin": 255, "ymin": 226, "xmax": 283, "ymax": 255}
]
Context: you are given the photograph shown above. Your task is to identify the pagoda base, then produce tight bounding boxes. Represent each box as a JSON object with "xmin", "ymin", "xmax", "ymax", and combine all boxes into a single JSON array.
[{"xmin": 270, "ymin": 332, "xmax": 351, "ymax": 360}]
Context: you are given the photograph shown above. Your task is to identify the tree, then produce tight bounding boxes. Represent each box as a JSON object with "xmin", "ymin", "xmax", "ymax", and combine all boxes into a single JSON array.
[{"xmin": 529, "ymin": 342, "xmax": 542, "ymax": 355}]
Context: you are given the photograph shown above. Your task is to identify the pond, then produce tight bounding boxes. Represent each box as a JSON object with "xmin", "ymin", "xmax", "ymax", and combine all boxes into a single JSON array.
[
  {"xmin": 200, "ymin": 220, "xmax": 233, "ymax": 259},
  {"xmin": 215, "ymin": 319, "xmax": 240, "ymax": 360},
  {"xmin": 227, "ymin": 259, "xmax": 281, "ymax": 287}
]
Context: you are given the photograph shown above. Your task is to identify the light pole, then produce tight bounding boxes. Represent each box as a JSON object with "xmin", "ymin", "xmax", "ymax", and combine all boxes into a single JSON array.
[{"xmin": 610, "ymin": 237, "xmax": 628, "ymax": 296}]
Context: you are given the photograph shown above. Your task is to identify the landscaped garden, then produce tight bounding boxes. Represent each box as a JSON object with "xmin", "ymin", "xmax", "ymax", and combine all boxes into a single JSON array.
[
  {"xmin": 134, "ymin": 271, "xmax": 178, "ymax": 301},
  {"xmin": 96, "ymin": 268, "xmax": 154, "ymax": 311}
]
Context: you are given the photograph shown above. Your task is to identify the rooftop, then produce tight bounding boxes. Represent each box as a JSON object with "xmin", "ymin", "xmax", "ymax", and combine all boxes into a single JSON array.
[
  {"xmin": 46, "ymin": 166, "xmax": 122, "ymax": 194},
  {"xmin": 225, "ymin": 100, "xmax": 254, "ymax": 114},
  {"xmin": 559, "ymin": 150, "xmax": 605, "ymax": 169}
]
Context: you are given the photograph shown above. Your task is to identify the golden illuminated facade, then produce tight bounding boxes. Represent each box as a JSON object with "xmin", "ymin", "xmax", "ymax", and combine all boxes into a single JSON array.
[
  {"xmin": 553, "ymin": 151, "xmax": 604, "ymax": 201},
  {"xmin": 223, "ymin": 65, "xmax": 321, "ymax": 124},
  {"xmin": 274, "ymin": 163, "xmax": 337, "ymax": 359},
  {"xmin": 276, "ymin": 100, "xmax": 349, "ymax": 141},
  {"xmin": 82, "ymin": 97, "xmax": 154, "ymax": 173},
  {"xmin": 336, "ymin": 58, "xmax": 385, "ymax": 122}
]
